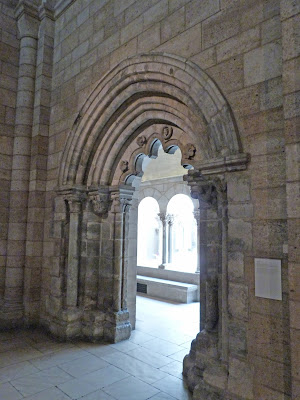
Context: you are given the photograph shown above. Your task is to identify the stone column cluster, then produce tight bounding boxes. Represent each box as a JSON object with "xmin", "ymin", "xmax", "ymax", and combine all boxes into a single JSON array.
[
  {"xmin": 47, "ymin": 185, "xmax": 135, "ymax": 342},
  {"xmin": 183, "ymin": 171, "xmax": 229, "ymax": 395},
  {"xmin": 2, "ymin": 1, "xmax": 40, "ymax": 325}
]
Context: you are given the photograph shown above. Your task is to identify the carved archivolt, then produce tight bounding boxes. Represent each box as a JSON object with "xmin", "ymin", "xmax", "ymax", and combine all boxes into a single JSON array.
[
  {"xmin": 120, "ymin": 160, "xmax": 129, "ymax": 173},
  {"xmin": 136, "ymin": 135, "xmax": 147, "ymax": 147},
  {"xmin": 184, "ymin": 143, "xmax": 196, "ymax": 160},
  {"xmin": 162, "ymin": 126, "xmax": 173, "ymax": 141}
]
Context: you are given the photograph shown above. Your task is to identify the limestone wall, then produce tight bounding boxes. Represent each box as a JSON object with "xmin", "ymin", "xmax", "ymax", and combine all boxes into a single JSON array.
[
  {"xmin": 0, "ymin": 0, "xmax": 298, "ymax": 398},
  {"xmin": 45, "ymin": 2, "xmax": 290, "ymax": 396},
  {"xmin": 0, "ymin": 0, "xmax": 19, "ymax": 302}
]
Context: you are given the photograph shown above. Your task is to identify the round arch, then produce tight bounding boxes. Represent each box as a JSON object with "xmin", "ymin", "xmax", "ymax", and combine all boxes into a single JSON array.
[
  {"xmin": 58, "ymin": 53, "xmax": 245, "ymax": 190},
  {"xmin": 49, "ymin": 54, "xmax": 249, "ymax": 392}
]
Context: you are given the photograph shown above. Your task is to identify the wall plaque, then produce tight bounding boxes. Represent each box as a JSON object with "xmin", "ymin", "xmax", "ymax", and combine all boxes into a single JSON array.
[{"xmin": 255, "ymin": 258, "xmax": 282, "ymax": 300}]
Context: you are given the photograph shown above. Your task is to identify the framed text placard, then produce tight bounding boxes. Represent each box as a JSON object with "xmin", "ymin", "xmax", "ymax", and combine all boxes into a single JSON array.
[{"xmin": 255, "ymin": 258, "xmax": 282, "ymax": 300}]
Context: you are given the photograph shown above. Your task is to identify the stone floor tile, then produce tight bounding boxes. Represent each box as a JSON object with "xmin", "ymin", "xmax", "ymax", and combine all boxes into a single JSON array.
[
  {"xmin": 0, "ymin": 382, "xmax": 23, "ymax": 400},
  {"xmin": 10, "ymin": 366, "xmax": 73, "ymax": 396},
  {"xmin": 81, "ymin": 365, "xmax": 129, "ymax": 388},
  {"xmin": 128, "ymin": 330, "xmax": 156, "ymax": 344},
  {"xmin": 149, "ymin": 329, "xmax": 193, "ymax": 346},
  {"xmin": 167, "ymin": 349, "xmax": 189, "ymax": 362},
  {"xmin": 0, "ymin": 347, "xmax": 43, "ymax": 368},
  {"xmin": 31, "ymin": 341, "xmax": 76, "ymax": 355},
  {"xmin": 140, "ymin": 338, "xmax": 184, "ymax": 356},
  {"xmin": 180, "ymin": 341, "xmax": 193, "ymax": 350},
  {"xmin": 103, "ymin": 376, "xmax": 159, "ymax": 400},
  {"xmin": 0, "ymin": 360, "xmax": 39, "ymax": 383},
  {"xmin": 127, "ymin": 347, "xmax": 172, "ymax": 368},
  {"xmin": 149, "ymin": 393, "xmax": 177, "ymax": 400},
  {"xmin": 58, "ymin": 377, "xmax": 98, "ymax": 399},
  {"xmin": 59, "ymin": 354, "xmax": 109, "ymax": 377},
  {"xmin": 23, "ymin": 386, "xmax": 72, "ymax": 400},
  {"xmin": 152, "ymin": 375, "xmax": 192, "ymax": 400},
  {"xmin": 101, "ymin": 351, "xmax": 168, "ymax": 384},
  {"xmin": 110, "ymin": 340, "xmax": 140, "ymax": 353},
  {"xmin": 85, "ymin": 344, "xmax": 121, "ymax": 358},
  {"xmin": 81, "ymin": 389, "xmax": 115, "ymax": 399},
  {"xmin": 29, "ymin": 347, "xmax": 88, "ymax": 370},
  {"xmin": 160, "ymin": 360, "xmax": 183, "ymax": 379}
]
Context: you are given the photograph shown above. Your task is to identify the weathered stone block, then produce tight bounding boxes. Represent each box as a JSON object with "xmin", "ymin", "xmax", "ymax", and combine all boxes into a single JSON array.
[
  {"xmin": 186, "ymin": 0, "xmax": 220, "ymax": 29},
  {"xmin": 252, "ymin": 187, "xmax": 286, "ymax": 220},
  {"xmin": 156, "ymin": 23, "xmax": 202, "ymax": 58},
  {"xmin": 161, "ymin": 6, "xmax": 185, "ymax": 43},
  {"xmin": 191, "ymin": 47, "xmax": 216, "ymax": 69},
  {"xmin": 228, "ymin": 251, "xmax": 244, "ymax": 281},
  {"xmin": 245, "ymin": 41, "xmax": 282, "ymax": 86},
  {"xmin": 207, "ymin": 55, "xmax": 244, "ymax": 94},
  {"xmin": 143, "ymin": 0, "xmax": 168, "ymax": 30},
  {"xmin": 217, "ymin": 27, "xmax": 260, "ymax": 62},
  {"xmin": 202, "ymin": 8, "xmax": 240, "ymax": 49},
  {"xmin": 137, "ymin": 23, "xmax": 160, "ymax": 53},
  {"xmin": 228, "ymin": 357, "xmax": 253, "ymax": 399},
  {"xmin": 284, "ymin": 91, "xmax": 300, "ymax": 119},
  {"xmin": 259, "ymin": 77, "xmax": 283, "ymax": 110},
  {"xmin": 262, "ymin": 15, "xmax": 281, "ymax": 45},
  {"xmin": 282, "ymin": 14, "xmax": 300, "ymax": 61},
  {"xmin": 228, "ymin": 282, "xmax": 248, "ymax": 319},
  {"xmin": 252, "ymin": 220, "xmax": 287, "ymax": 257}
]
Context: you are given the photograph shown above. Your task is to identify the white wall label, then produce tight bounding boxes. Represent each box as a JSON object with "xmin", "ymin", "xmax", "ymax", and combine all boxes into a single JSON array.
[{"xmin": 255, "ymin": 258, "xmax": 282, "ymax": 300}]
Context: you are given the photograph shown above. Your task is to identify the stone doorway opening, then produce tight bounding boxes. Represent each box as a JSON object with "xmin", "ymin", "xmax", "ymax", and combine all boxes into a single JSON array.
[
  {"xmin": 129, "ymin": 142, "xmax": 200, "ymax": 341},
  {"xmin": 53, "ymin": 53, "xmax": 248, "ymax": 398}
]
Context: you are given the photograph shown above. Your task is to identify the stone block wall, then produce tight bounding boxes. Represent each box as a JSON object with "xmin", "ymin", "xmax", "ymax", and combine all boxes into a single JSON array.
[
  {"xmin": 0, "ymin": 0, "xmax": 298, "ymax": 398},
  {"xmin": 44, "ymin": 0, "xmax": 296, "ymax": 397}
]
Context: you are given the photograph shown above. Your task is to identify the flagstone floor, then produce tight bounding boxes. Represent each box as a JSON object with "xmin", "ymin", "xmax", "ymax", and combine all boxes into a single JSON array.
[{"xmin": 0, "ymin": 296, "xmax": 200, "ymax": 400}]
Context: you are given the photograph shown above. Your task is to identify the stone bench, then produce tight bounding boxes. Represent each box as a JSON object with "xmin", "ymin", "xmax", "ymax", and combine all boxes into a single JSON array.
[{"xmin": 136, "ymin": 275, "xmax": 199, "ymax": 303}]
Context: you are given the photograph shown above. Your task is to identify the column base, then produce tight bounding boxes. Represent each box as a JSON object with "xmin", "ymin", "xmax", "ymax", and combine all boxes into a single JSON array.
[
  {"xmin": 0, "ymin": 301, "xmax": 24, "ymax": 329},
  {"xmin": 183, "ymin": 330, "xmax": 253, "ymax": 400},
  {"xmin": 104, "ymin": 309, "xmax": 131, "ymax": 343},
  {"xmin": 158, "ymin": 263, "xmax": 166, "ymax": 269}
]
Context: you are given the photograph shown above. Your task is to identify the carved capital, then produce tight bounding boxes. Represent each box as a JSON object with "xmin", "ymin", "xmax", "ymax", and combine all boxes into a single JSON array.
[
  {"xmin": 158, "ymin": 212, "xmax": 174, "ymax": 226},
  {"xmin": 110, "ymin": 185, "xmax": 135, "ymax": 214},
  {"xmin": 88, "ymin": 190, "xmax": 110, "ymax": 216},
  {"xmin": 185, "ymin": 172, "xmax": 227, "ymax": 208},
  {"xmin": 65, "ymin": 195, "xmax": 83, "ymax": 213},
  {"xmin": 39, "ymin": 1, "xmax": 55, "ymax": 21},
  {"xmin": 15, "ymin": 0, "xmax": 40, "ymax": 39},
  {"xmin": 167, "ymin": 214, "xmax": 174, "ymax": 226}
]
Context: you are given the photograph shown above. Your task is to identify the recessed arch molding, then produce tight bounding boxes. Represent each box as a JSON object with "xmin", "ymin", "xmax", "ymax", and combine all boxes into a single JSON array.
[{"xmin": 50, "ymin": 53, "xmax": 250, "ymax": 399}]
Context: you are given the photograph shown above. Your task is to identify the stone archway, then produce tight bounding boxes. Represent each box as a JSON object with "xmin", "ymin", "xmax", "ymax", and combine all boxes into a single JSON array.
[{"xmin": 50, "ymin": 53, "xmax": 249, "ymax": 398}]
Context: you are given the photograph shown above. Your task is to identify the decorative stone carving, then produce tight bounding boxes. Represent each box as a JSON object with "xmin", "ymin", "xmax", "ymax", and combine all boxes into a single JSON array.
[
  {"xmin": 185, "ymin": 143, "xmax": 196, "ymax": 159},
  {"xmin": 111, "ymin": 186, "xmax": 134, "ymax": 214},
  {"xmin": 162, "ymin": 126, "xmax": 173, "ymax": 141},
  {"xmin": 120, "ymin": 160, "xmax": 129, "ymax": 173},
  {"xmin": 184, "ymin": 172, "xmax": 227, "ymax": 208},
  {"xmin": 89, "ymin": 192, "xmax": 110, "ymax": 216},
  {"xmin": 136, "ymin": 135, "xmax": 147, "ymax": 147}
]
